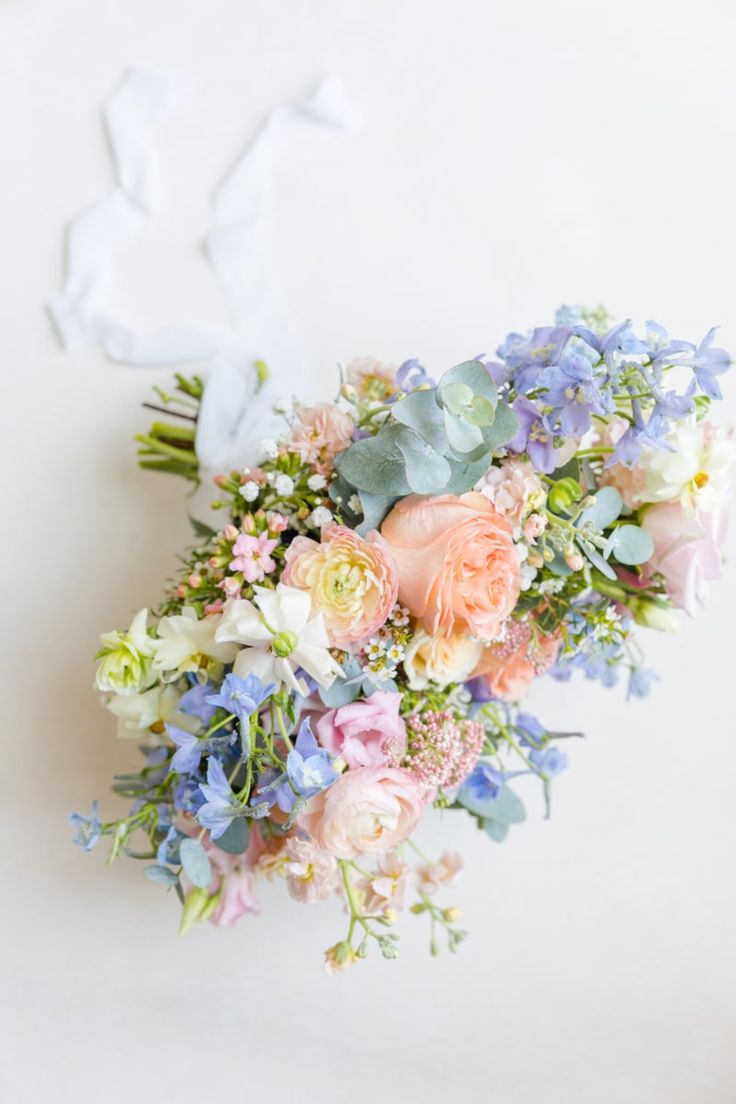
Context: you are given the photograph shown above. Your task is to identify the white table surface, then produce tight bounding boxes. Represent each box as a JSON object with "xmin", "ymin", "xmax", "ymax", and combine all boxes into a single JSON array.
[{"xmin": 2, "ymin": 1, "xmax": 735, "ymax": 1101}]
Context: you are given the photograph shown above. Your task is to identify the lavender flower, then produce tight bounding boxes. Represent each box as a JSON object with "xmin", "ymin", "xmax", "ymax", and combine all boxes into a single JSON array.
[{"xmin": 69, "ymin": 801, "xmax": 101, "ymax": 851}]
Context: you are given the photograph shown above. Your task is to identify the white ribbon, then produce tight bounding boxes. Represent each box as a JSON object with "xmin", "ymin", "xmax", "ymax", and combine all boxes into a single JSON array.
[{"xmin": 49, "ymin": 68, "xmax": 359, "ymax": 474}]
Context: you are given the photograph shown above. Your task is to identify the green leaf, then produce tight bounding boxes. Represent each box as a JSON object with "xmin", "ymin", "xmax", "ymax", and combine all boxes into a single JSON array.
[
  {"xmin": 606, "ymin": 524, "xmax": 654, "ymax": 566},
  {"xmin": 215, "ymin": 818, "xmax": 250, "ymax": 855},
  {"xmin": 179, "ymin": 838, "xmax": 212, "ymax": 889},
  {"xmin": 445, "ymin": 455, "xmax": 493, "ymax": 494},
  {"xmin": 395, "ymin": 426, "xmax": 452, "ymax": 493},
  {"xmin": 482, "ymin": 819, "xmax": 509, "ymax": 842},
  {"xmin": 188, "ymin": 515, "xmax": 217, "ymax": 539},
  {"xmin": 577, "ymin": 486, "xmax": 622, "ymax": 530},
  {"xmin": 144, "ymin": 864, "xmax": 179, "ymax": 886},
  {"xmin": 578, "ymin": 539, "xmax": 617, "ymax": 580},
  {"xmin": 392, "ymin": 388, "xmax": 448, "ymax": 451},
  {"xmin": 335, "ymin": 427, "xmax": 412, "ymax": 496},
  {"xmin": 355, "ymin": 491, "xmax": 399, "ymax": 536}
]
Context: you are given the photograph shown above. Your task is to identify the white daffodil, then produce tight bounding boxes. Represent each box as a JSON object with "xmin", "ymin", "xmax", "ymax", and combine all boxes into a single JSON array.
[
  {"xmin": 95, "ymin": 609, "xmax": 156, "ymax": 696},
  {"xmin": 105, "ymin": 684, "xmax": 200, "ymax": 740},
  {"xmin": 153, "ymin": 607, "xmax": 239, "ymax": 679},
  {"xmin": 214, "ymin": 584, "xmax": 343, "ymax": 695}
]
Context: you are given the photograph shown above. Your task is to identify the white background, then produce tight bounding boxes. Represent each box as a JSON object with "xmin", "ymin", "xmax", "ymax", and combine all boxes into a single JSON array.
[{"xmin": 2, "ymin": 2, "xmax": 736, "ymax": 1101}]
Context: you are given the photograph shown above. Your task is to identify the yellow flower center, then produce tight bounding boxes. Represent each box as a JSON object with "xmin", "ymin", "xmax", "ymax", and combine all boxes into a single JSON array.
[{"xmin": 693, "ymin": 470, "xmax": 709, "ymax": 489}]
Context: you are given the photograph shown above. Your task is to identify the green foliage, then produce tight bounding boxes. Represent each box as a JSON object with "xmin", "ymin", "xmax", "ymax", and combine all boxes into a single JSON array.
[{"xmin": 179, "ymin": 837, "xmax": 212, "ymax": 889}]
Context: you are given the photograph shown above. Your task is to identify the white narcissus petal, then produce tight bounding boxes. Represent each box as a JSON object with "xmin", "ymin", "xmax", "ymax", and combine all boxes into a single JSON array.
[{"xmin": 215, "ymin": 599, "xmax": 271, "ymax": 646}]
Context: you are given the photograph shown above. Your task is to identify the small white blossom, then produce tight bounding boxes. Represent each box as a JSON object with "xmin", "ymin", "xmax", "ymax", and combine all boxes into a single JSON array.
[
  {"xmin": 259, "ymin": 438, "xmax": 279, "ymax": 460},
  {"xmin": 347, "ymin": 494, "xmax": 363, "ymax": 515},
  {"xmin": 310, "ymin": 506, "xmax": 333, "ymax": 528},
  {"xmin": 390, "ymin": 604, "xmax": 410, "ymax": 627},
  {"xmin": 365, "ymin": 638, "xmax": 386, "ymax": 660},
  {"xmin": 240, "ymin": 481, "xmax": 260, "ymax": 502},
  {"xmin": 274, "ymin": 398, "xmax": 292, "ymax": 414},
  {"xmin": 274, "ymin": 474, "xmax": 295, "ymax": 497},
  {"xmin": 386, "ymin": 643, "xmax": 405, "ymax": 664},
  {"xmin": 537, "ymin": 577, "xmax": 564, "ymax": 596},
  {"xmin": 307, "ymin": 473, "xmax": 327, "ymax": 491},
  {"xmin": 520, "ymin": 564, "xmax": 538, "ymax": 591}
]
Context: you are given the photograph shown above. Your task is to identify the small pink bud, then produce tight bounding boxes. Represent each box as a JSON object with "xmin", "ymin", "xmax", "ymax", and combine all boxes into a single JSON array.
[
  {"xmin": 219, "ymin": 576, "xmax": 241, "ymax": 599},
  {"xmin": 268, "ymin": 511, "xmax": 289, "ymax": 533},
  {"xmin": 564, "ymin": 548, "xmax": 585, "ymax": 572},
  {"xmin": 188, "ymin": 573, "xmax": 202, "ymax": 588},
  {"xmin": 205, "ymin": 599, "xmax": 225, "ymax": 616},
  {"xmin": 213, "ymin": 474, "xmax": 226, "ymax": 488},
  {"xmin": 523, "ymin": 513, "xmax": 547, "ymax": 541},
  {"xmin": 175, "ymin": 584, "xmax": 187, "ymax": 599},
  {"xmin": 207, "ymin": 556, "xmax": 220, "ymax": 569},
  {"xmin": 223, "ymin": 524, "xmax": 238, "ymax": 541}
]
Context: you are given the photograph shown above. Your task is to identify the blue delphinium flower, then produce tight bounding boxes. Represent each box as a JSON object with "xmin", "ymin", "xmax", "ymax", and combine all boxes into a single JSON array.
[
  {"xmin": 286, "ymin": 719, "xmax": 338, "ymax": 799},
  {"xmin": 515, "ymin": 712, "xmax": 546, "ymax": 748},
  {"xmin": 167, "ymin": 725, "xmax": 204, "ymax": 774},
  {"xmin": 396, "ymin": 358, "xmax": 436, "ymax": 392},
  {"xmin": 509, "ymin": 397, "xmax": 558, "ymax": 473},
  {"xmin": 156, "ymin": 823, "xmax": 181, "ymax": 866},
  {"xmin": 459, "ymin": 762, "xmax": 508, "ymax": 805},
  {"xmin": 178, "ymin": 679, "xmax": 218, "ymax": 725},
  {"xmin": 174, "ymin": 777, "xmax": 205, "ymax": 815},
  {"xmin": 206, "ymin": 672, "xmax": 275, "ymax": 723},
  {"xmin": 529, "ymin": 747, "xmax": 568, "ymax": 777},
  {"xmin": 541, "ymin": 353, "xmax": 608, "ymax": 437},
  {"xmin": 681, "ymin": 327, "xmax": 731, "ymax": 400},
  {"xmin": 627, "ymin": 667, "xmax": 658, "ymax": 701},
  {"xmin": 69, "ymin": 801, "xmax": 102, "ymax": 851},
  {"xmin": 197, "ymin": 757, "xmax": 243, "ymax": 840}
]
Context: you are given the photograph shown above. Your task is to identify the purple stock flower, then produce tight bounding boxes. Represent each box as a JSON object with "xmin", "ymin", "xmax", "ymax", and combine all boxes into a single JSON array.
[
  {"xmin": 396, "ymin": 358, "xmax": 435, "ymax": 392},
  {"xmin": 509, "ymin": 397, "xmax": 558, "ymax": 473}
]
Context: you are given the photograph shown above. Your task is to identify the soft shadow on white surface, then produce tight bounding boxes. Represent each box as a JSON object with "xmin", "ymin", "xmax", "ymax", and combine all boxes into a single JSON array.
[{"xmin": 2, "ymin": 2, "xmax": 736, "ymax": 1102}]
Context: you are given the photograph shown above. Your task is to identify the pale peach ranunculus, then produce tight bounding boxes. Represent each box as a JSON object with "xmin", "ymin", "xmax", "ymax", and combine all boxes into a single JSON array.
[
  {"xmin": 642, "ymin": 501, "xmax": 727, "ymax": 617},
  {"xmin": 344, "ymin": 356, "xmax": 398, "ymax": 402},
  {"xmin": 299, "ymin": 766, "xmax": 424, "ymax": 859},
  {"xmin": 380, "ymin": 492, "xmax": 521, "ymax": 640},
  {"xmin": 472, "ymin": 619, "xmax": 561, "ymax": 702},
  {"xmin": 287, "ymin": 403, "xmax": 355, "ymax": 474},
  {"xmin": 282, "ymin": 524, "xmax": 398, "ymax": 648}
]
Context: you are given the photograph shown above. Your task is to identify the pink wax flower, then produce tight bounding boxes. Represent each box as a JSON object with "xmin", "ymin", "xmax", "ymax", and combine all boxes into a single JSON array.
[
  {"xmin": 472, "ymin": 619, "xmax": 560, "ymax": 701},
  {"xmin": 299, "ymin": 766, "xmax": 424, "ymax": 859},
  {"xmin": 218, "ymin": 576, "xmax": 242, "ymax": 600},
  {"xmin": 316, "ymin": 691, "xmax": 407, "ymax": 769},
  {"xmin": 288, "ymin": 403, "xmax": 355, "ymax": 474},
  {"xmin": 229, "ymin": 532, "xmax": 278, "ymax": 583},
  {"xmin": 642, "ymin": 501, "xmax": 728, "ymax": 616},
  {"xmin": 380, "ymin": 492, "xmax": 521, "ymax": 640}
]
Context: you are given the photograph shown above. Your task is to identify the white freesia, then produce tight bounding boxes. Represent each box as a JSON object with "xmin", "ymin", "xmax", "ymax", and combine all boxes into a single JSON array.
[
  {"xmin": 105, "ymin": 684, "xmax": 200, "ymax": 740},
  {"xmin": 96, "ymin": 608, "xmax": 155, "ymax": 696},
  {"xmin": 638, "ymin": 420, "xmax": 735, "ymax": 514},
  {"xmin": 153, "ymin": 607, "xmax": 238, "ymax": 678},
  {"xmin": 214, "ymin": 584, "xmax": 343, "ymax": 695}
]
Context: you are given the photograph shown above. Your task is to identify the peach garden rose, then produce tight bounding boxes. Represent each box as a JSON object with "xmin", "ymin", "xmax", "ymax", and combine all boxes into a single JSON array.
[{"xmin": 380, "ymin": 492, "xmax": 521, "ymax": 640}]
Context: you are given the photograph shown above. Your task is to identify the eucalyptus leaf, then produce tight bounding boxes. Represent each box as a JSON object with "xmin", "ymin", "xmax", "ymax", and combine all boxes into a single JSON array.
[
  {"xmin": 144, "ymin": 864, "xmax": 179, "ymax": 886},
  {"xmin": 440, "ymin": 381, "xmax": 474, "ymax": 415},
  {"xmin": 465, "ymin": 395, "xmax": 497, "ymax": 427},
  {"xmin": 443, "ymin": 408, "xmax": 485, "ymax": 454},
  {"xmin": 355, "ymin": 491, "xmax": 399, "ymax": 536},
  {"xmin": 607, "ymin": 524, "xmax": 654, "ymax": 566},
  {"xmin": 439, "ymin": 360, "xmax": 497, "ymax": 405},
  {"xmin": 578, "ymin": 539, "xmax": 617, "ymax": 580},
  {"xmin": 215, "ymin": 818, "xmax": 250, "ymax": 855},
  {"xmin": 392, "ymin": 389, "xmax": 448, "ymax": 451},
  {"xmin": 179, "ymin": 838, "xmax": 212, "ymax": 889},
  {"xmin": 577, "ymin": 486, "xmax": 623, "ymax": 530},
  {"xmin": 395, "ymin": 426, "xmax": 452, "ymax": 493},
  {"xmin": 482, "ymin": 819, "xmax": 509, "ymax": 843},
  {"xmin": 445, "ymin": 455, "xmax": 494, "ymax": 494},
  {"xmin": 335, "ymin": 426, "xmax": 411, "ymax": 496},
  {"xmin": 476, "ymin": 400, "xmax": 519, "ymax": 453}
]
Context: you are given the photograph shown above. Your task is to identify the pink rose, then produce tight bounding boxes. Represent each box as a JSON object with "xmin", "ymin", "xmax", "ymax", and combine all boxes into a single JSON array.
[
  {"xmin": 642, "ymin": 502, "xmax": 727, "ymax": 616},
  {"xmin": 287, "ymin": 403, "xmax": 355, "ymax": 474},
  {"xmin": 299, "ymin": 766, "xmax": 424, "ymax": 859},
  {"xmin": 283, "ymin": 524, "xmax": 398, "ymax": 648},
  {"xmin": 316, "ymin": 691, "xmax": 407, "ymax": 768},
  {"xmin": 472, "ymin": 619, "xmax": 560, "ymax": 701},
  {"xmin": 380, "ymin": 492, "xmax": 521, "ymax": 640}
]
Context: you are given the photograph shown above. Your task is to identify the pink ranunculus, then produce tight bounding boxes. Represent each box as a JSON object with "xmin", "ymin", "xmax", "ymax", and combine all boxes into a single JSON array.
[
  {"xmin": 642, "ymin": 501, "xmax": 727, "ymax": 616},
  {"xmin": 299, "ymin": 766, "xmax": 424, "ymax": 859},
  {"xmin": 282, "ymin": 524, "xmax": 398, "ymax": 648},
  {"xmin": 472, "ymin": 619, "xmax": 560, "ymax": 701},
  {"xmin": 287, "ymin": 403, "xmax": 355, "ymax": 474},
  {"xmin": 316, "ymin": 691, "xmax": 407, "ymax": 769},
  {"xmin": 380, "ymin": 492, "xmax": 521, "ymax": 640}
]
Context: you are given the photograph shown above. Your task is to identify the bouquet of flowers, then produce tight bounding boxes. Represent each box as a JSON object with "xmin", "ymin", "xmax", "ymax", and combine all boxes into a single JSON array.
[{"xmin": 71, "ymin": 306, "xmax": 733, "ymax": 971}]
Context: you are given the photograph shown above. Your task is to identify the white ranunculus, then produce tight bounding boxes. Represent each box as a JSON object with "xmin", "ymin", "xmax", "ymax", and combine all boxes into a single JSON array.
[
  {"xmin": 638, "ymin": 420, "xmax": 735, "ymax": 514},
  {"xmin": 153, "ymin": 607, "xmax": 239, "ymax": 678},
  {"xmin": 105, "ymin": 684, "xmax": 200, "ymax": 739},
  {"xmin": 95, "ymin": 608, "xmax": 156, "ymax": 696},
  {"xmin": 214, "ymin": 585, "xmax": 343, "ymax": 695}
]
